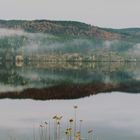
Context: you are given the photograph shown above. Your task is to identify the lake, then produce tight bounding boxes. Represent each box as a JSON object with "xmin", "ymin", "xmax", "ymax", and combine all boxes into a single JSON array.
[{"xmin": 0, "ymin": 61, "xmax": 140, "ymax": 140}]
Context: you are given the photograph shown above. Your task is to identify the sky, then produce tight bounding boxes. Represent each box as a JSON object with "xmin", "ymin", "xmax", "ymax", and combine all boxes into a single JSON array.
[{"xmin": 0, "ymin": 0, "xmax": 140, "ymax": 28}]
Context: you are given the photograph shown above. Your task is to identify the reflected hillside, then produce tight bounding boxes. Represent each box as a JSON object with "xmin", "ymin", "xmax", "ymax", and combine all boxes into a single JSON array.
[{"xmin": 0, "ymin": 61, "xmax": 140, "ymax": 100}]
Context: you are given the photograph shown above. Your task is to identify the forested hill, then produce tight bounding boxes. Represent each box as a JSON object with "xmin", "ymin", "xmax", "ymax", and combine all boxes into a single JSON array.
[{"xmin": 0, "ymin": 20, "xmax": 122, "ymax": 40}]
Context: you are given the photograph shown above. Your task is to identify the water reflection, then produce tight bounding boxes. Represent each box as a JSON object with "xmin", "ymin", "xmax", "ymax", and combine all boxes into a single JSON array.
[{"xmin": 0, "ymin": 61, "xmax": 140, "ymax": 99}]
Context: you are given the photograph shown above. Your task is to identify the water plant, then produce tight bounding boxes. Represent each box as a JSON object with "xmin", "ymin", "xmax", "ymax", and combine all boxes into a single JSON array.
[{"xmin": 36, "ymin": 105, "xmax": 96, "ymax": 140}]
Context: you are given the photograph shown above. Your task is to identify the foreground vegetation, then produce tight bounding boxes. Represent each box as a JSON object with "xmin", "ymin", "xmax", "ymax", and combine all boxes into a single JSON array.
[{"xmin": 36, "ymin": 105, "xmax": 96, "ymax": 140}]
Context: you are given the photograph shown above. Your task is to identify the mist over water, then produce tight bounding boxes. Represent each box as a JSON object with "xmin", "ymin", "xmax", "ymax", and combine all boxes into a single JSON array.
[{"xmin": 0, "ymin": 28, "xmax": 139, "ymax": 56}]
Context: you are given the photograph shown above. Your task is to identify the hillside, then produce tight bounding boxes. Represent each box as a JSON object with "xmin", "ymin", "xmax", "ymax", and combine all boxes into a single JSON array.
[
  {"xmin": 0, "ymin": 20, "xmax": 122, "ymax": 40},
  {"xmin": 0, "ymin": 20, "xmax": 140, "ymax": 60}
]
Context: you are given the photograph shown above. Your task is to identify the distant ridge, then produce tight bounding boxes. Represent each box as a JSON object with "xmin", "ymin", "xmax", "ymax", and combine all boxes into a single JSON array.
[{"xmin": 0, "ymin": 19, "xmax": 124, "ymax": 40}]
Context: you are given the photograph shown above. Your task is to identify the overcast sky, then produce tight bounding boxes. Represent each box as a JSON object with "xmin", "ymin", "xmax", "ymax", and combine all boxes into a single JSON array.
[{"xmin": 0, "ymin": 0, "xmax": 139, "ymax": 28}]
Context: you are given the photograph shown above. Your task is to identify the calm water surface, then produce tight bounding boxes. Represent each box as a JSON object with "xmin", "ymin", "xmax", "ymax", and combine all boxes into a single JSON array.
[
  {"xmin": 0, "ymin": 62, "xmax": 140, "ymax": 140},
  {"xmin": 0, "ymin": 93, "xmax": 140, "ymax": 140}
]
